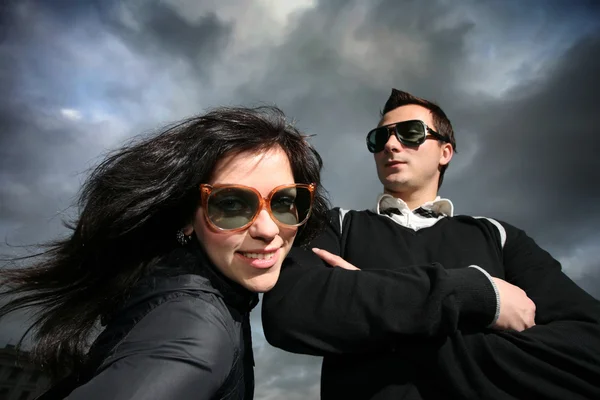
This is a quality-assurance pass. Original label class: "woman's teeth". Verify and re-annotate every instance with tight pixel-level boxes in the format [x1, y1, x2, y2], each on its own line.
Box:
[241, 252, 275, 260]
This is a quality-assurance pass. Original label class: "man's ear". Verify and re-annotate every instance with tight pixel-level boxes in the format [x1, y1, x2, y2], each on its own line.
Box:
[439, 143, 453, 166]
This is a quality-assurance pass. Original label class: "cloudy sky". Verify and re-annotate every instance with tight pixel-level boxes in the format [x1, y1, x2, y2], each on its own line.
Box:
[1, 0, 599, 398]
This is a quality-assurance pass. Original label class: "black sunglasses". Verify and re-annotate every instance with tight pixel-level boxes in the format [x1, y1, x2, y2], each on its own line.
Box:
[366, 120, 450, 153]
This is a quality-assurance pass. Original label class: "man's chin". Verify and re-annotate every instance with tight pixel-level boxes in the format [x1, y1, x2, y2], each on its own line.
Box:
[383, 179, 410, 192]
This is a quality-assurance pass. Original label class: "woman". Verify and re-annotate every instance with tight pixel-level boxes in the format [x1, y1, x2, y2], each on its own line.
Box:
[0, 106, 328, 399]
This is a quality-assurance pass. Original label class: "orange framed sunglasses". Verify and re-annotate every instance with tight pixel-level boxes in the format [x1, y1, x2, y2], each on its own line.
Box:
[199, 183, 316, 232]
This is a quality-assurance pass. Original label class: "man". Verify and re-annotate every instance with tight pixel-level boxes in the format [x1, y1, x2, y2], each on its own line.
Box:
[262, 89, 600, 399]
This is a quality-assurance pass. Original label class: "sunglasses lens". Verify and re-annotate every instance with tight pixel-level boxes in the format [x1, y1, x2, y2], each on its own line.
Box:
[397, 120, 425, 145]
[270, 186, 313, 226]
[207, 187, 260, 230]
[366, 127, 389, 153]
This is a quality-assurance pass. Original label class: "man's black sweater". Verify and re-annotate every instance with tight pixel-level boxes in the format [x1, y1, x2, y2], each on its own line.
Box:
[262, 208, 600, 399]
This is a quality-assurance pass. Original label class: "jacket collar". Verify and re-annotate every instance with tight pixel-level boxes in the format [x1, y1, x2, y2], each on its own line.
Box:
[128, 240, 258, 316]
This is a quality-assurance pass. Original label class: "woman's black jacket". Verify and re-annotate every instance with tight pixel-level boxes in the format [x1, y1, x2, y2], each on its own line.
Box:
[40, 243, 259, 400]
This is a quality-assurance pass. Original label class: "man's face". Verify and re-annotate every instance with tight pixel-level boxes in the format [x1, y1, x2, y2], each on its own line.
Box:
[374, 104, 452, 196]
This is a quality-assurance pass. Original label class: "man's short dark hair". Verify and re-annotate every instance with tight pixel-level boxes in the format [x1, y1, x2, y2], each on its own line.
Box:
[382, 89, 457, 188]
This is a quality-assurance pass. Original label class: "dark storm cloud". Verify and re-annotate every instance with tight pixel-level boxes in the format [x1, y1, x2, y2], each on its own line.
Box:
[254, 345, 321, 399]
[6, 0, 233, 86]
[0, 101, 75, 224]
[444, 32, 600, 252]
[101, 2, 233, 72]
[0, 6, 92, 245]
[0, 11, 76, 243]
[440, 31, 600, 290]
[0, 0, 235, 247]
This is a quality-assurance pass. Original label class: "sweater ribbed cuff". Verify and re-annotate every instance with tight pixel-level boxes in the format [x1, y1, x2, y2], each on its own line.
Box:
[468, 265, 501, 327]
[446, 266, 498, 328]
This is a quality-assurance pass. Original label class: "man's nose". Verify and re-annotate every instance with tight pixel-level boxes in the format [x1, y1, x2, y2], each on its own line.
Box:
[383, 130, 403, 153]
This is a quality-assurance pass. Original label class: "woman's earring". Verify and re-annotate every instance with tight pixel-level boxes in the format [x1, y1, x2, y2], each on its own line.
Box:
[176, 229, 192, 246]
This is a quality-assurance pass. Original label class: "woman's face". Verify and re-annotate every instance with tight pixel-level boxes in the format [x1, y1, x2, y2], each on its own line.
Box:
[186, 146, 299, 293]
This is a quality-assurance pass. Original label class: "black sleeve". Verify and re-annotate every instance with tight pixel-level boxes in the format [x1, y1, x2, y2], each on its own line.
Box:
[262, 209, 497, 355]
[423, 222, 600, 399]
[67, 296, 236, 400]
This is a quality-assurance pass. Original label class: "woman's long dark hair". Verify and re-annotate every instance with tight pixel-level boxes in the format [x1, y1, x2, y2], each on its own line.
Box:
[0, 105, 329, 379]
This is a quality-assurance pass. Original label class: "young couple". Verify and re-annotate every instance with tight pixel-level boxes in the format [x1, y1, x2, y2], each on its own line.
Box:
[2, 90, 599, 400]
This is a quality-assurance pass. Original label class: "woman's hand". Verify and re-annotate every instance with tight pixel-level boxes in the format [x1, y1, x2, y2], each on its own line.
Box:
[312, 248, 360, 270]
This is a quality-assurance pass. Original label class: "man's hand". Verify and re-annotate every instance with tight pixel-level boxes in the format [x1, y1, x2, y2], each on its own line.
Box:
[492, 277, 536, 332]
[312, 248, 360, 270]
